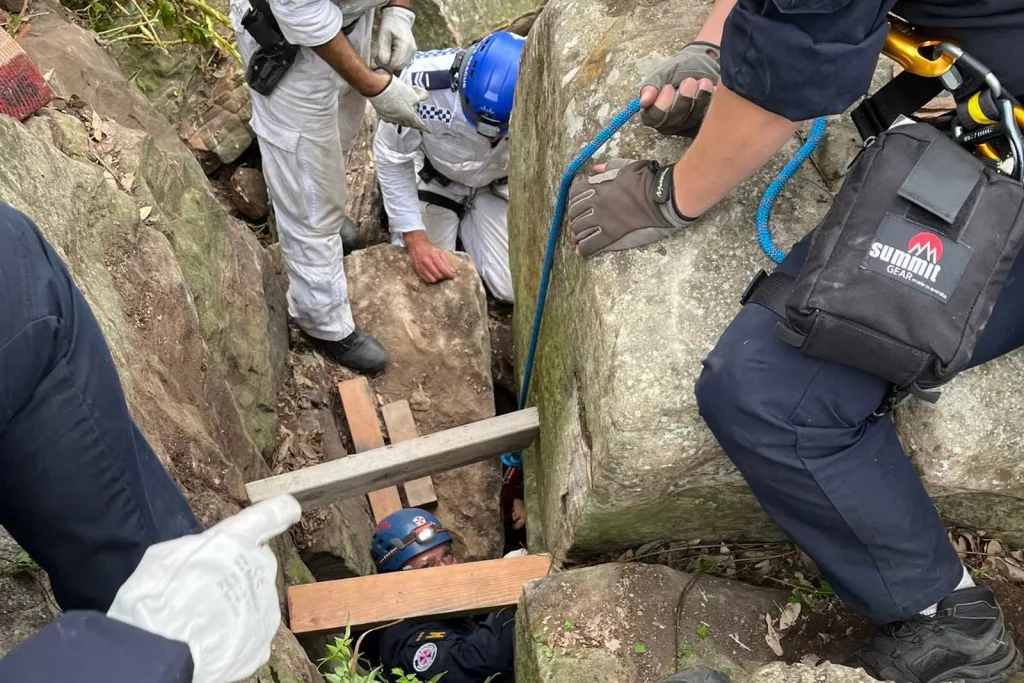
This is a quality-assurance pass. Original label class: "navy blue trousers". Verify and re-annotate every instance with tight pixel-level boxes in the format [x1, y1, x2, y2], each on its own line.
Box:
[696, 234, 1024, 624]
[0, 203, 200, 613]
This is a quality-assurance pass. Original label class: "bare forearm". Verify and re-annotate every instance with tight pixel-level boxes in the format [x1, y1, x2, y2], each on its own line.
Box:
[312, 31, 388, 96]
[695, 0, 738, 44]
[673, 83, 801, 218]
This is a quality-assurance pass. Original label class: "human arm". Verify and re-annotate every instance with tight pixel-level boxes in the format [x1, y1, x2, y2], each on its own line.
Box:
[105, 496, 301, 683]
[571, 0, 894, 257]
[0, 612, 194, 683]
[312, 31, 390, 96]
[374, 121, 457, 283]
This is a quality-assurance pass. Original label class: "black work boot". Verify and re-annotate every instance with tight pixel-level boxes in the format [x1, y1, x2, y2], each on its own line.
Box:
[340, 216, 359, 255]
[843, 585, 1022, 683]
[308, 327, 387, 374]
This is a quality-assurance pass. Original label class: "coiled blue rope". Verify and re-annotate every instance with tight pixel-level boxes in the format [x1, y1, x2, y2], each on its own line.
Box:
[755, 116, 828, 263]
[501, 103, 827, 467]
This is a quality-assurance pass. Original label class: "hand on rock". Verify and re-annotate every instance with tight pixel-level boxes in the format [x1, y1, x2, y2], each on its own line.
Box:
[639, 42, 720, 138]
[106, 495, 302, 683]
[405, 230, 456, 283]
[567, 158, 695, 258]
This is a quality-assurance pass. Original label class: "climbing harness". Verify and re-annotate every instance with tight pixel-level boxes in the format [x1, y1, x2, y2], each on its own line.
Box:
[500, 100, 826, 467]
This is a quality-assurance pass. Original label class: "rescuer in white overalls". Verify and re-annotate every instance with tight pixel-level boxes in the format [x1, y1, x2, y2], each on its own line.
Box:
[230, 0, 429, 373]
[373, 32, 525, 302]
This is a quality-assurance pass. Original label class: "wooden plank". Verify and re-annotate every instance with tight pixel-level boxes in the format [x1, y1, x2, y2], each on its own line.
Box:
[288, 554, 551, 633]
[246, 407, 539, 508]
[337, 378, 403, 523]
[382, 400, 437, 508]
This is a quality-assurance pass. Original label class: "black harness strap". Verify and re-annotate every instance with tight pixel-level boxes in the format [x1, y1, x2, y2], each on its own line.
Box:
[851, 71, 945, 141]
[740, 269, 795, 317]
[418, 190, 466, 220]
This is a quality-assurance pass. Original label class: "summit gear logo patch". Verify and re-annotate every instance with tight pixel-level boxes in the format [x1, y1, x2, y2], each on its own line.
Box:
[860, 215, 971, 303]
[908, 231, 943, 263]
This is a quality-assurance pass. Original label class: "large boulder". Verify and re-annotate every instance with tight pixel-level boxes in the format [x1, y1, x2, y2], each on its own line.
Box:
[411, 0, 543, 47]
[0, 102, 315, 683]
[346, 244, 505, 561]
[20, 5, 287, 457]
[510, 0, 1024, 561]
[515, 563, 876, 683]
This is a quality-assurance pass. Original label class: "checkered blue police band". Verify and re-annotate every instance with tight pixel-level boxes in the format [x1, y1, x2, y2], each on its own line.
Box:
[416, 103, 453, 124]
[412, 48, 460, 62]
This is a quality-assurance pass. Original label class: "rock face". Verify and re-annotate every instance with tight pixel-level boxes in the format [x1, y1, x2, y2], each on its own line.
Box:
[0, 110, 316, 680]
[515, 563, 877, 683]
[0, 530, 58, 661]
[411, 0, 543, 47]
[1, 12, 316, 678]
[510, 0, 1024, 560]
[346, 244, 504, 561]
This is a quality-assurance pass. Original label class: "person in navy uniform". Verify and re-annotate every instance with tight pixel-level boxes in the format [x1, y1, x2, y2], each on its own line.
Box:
[370, 508, 516, 682]
[567, 0, 1024, 681]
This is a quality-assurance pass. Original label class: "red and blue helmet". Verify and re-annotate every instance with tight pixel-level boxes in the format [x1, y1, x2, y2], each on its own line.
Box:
[371, 508, 452, 573]
[458, 31, 526, 137]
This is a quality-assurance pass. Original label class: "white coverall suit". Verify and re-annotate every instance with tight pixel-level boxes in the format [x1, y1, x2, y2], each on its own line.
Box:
[373, 50, 514, 302]
[230, 0, 386, 341]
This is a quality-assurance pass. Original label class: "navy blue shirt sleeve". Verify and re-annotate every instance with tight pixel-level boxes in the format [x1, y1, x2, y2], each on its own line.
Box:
[0, 611, 193, 683]
[720, 0, 897, 120]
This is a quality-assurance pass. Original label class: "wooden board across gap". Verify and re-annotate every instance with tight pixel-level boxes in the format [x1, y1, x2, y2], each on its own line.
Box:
[245, 407, 539, 508]
[338, 377, 402, 523]
[288, 554, 551, 633]
[381, 400, 437, 508]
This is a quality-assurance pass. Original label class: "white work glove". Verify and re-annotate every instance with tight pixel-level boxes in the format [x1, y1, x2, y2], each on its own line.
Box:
[107, 495, 302, 683]
[377, 6, 417, 72]
[503, 548, 529, 559]
[370, 75, 429, 131]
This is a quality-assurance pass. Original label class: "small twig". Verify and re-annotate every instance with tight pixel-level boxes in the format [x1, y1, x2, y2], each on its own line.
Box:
[352, 618, 403, 674]
[129, 0, 166, 52]
[88, 150, 131, 193]
[729, 633, 753, 652]
[19, 0, 29, 18]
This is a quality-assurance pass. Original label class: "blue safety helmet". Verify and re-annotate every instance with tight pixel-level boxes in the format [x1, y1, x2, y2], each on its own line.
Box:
[371, 508, 453, 573]
[458, 31, 526, 137]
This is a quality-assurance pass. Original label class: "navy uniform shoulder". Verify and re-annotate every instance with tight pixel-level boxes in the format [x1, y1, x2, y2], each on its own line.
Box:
[380, 621, 457, 682]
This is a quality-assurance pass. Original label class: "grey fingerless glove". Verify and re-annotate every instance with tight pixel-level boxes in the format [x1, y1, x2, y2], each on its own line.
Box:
[640, 41, 721, 138]
[567, 158, 695, 258]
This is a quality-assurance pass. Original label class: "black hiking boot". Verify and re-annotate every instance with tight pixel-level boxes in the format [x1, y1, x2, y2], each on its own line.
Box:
[843, 585, 1022, 683]
[308, 327, 387, 374]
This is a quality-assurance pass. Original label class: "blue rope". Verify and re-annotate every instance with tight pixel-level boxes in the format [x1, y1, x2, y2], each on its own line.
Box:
[500, 105, 828, 468]
[755, 117, 828, 264]
[501, 97, 642, 468]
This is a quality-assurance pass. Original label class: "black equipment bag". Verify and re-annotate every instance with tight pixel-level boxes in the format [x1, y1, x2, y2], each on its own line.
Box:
[772, 121, 1024, 400]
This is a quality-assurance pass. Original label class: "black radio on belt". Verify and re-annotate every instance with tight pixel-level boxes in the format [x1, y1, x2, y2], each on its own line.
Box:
[241, 0, 298, 96]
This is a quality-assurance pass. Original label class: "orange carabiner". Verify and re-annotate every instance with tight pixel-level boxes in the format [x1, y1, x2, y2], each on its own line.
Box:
[976, 105, 1024, 161]
[882, 16, 959, 79]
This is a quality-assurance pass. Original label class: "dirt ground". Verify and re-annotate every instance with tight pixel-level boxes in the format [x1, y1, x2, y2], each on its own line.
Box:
[621, 527, 1024, 667]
